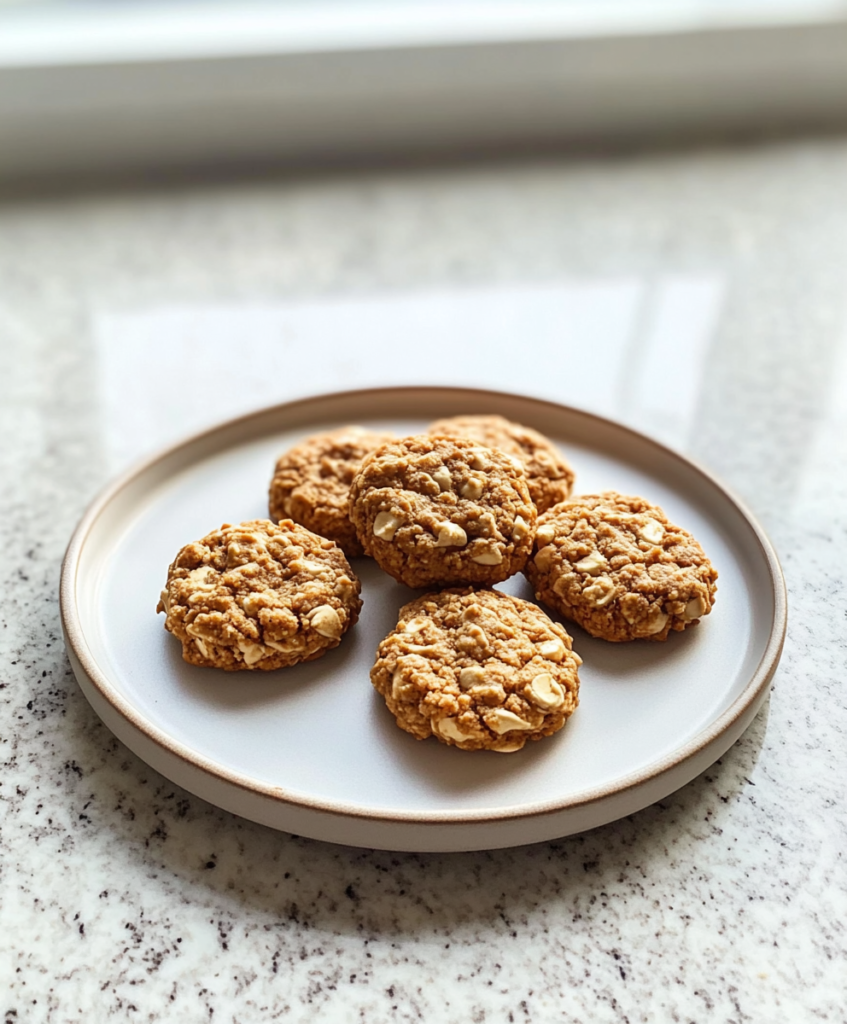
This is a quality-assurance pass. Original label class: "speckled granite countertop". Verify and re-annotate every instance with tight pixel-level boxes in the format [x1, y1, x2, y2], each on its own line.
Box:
[1, 138, 846, 1022]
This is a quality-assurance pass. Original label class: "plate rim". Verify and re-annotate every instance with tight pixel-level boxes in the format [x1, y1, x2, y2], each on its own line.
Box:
[60, 385, 787, 827]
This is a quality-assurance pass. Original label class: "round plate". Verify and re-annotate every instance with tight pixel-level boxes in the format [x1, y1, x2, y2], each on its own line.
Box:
[60, 387, 786, 852]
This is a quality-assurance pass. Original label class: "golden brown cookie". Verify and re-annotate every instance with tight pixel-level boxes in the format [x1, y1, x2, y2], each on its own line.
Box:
[157, 519, 362, 670]
[269, 426, 395, 557]
[427, 413, 575, 513]
[371, 588, 581, 752]
[348, 435, 536, 588]
[525, 492, 718, 641]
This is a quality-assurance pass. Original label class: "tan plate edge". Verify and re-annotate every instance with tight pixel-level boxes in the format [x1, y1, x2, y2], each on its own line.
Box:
[60, 385, 788, 827]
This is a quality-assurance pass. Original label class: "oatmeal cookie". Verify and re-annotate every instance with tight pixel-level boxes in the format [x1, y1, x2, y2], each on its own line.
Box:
[428, 413, 575, 513]
[371, 588, 581, 752]
[525, 492, 718, 641]
[157, 519, 362, 670]
[269, 426, 395, 557]
[348, 435, 536, 588]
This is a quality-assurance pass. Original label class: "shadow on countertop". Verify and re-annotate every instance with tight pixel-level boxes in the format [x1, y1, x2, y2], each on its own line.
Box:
[53, 671, 771, 943]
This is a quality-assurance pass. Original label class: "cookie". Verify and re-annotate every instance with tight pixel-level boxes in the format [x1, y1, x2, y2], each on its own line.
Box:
[269, 426, 395, 557]
[156, 519, 362, 670]
[371, 588, 581, 752]
[525, 492, 718, 641]
[348, 435, 536, 588]
[427, 414, 575, 513]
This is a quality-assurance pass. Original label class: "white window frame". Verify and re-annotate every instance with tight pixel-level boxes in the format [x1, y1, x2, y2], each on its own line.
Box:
[2, 1, 847, 180]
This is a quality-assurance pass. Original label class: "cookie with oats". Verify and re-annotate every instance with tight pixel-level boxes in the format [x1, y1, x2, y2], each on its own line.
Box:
[269, 426, 395, 557]
[371, 588, 581, 752]
[157, 519, 362, 670]
[428, 413, 575, 513]
[525, 492, 718, 642]
[349, 435, 536, 589]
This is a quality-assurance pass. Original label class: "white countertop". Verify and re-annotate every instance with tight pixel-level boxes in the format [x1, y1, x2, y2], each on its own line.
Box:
[1, 137, 846, 1020]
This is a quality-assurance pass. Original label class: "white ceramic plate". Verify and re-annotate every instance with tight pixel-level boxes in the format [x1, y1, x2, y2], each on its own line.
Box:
[61, 388, 786, 852]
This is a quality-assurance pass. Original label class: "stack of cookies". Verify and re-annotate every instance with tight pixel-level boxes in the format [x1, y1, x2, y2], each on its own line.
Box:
[157, 414, 717, 756]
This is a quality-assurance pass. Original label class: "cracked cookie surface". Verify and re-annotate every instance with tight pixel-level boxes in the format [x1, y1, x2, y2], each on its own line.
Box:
[525, 492, 718, 642]
[269, 426, 395, 557]
[349, 435, 536, 588]
[371, 588, 581, 752]
[157, 519, 362, 670]
[428, 413, 575, 513]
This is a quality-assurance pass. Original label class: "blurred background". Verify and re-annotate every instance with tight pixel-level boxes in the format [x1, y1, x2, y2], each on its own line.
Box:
[3, 0, 847, 180]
